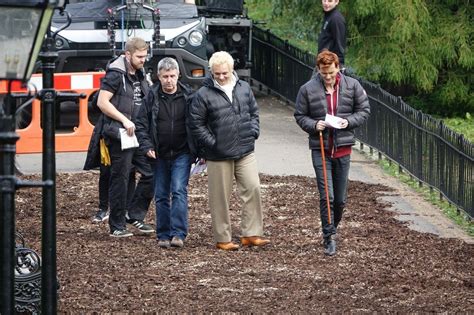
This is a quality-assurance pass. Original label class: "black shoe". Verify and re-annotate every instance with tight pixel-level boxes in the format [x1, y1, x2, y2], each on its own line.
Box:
[126, 219, 154, 234]
[323, 235, 336, 256]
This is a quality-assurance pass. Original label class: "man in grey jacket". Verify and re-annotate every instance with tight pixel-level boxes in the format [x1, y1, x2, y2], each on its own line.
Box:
[295, 50, 370, 256]
[189, 51, 270, 251]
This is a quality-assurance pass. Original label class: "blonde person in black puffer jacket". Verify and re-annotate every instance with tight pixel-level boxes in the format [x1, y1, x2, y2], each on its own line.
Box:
[189, 51, 270, 251]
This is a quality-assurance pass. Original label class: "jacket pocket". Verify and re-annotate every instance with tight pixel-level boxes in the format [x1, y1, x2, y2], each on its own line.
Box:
[102, 119, 122, 141]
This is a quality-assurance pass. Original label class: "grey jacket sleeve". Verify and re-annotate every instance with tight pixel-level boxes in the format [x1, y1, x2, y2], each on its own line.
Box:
[294, 85, 318, 135]
[345, 80, 370, 130]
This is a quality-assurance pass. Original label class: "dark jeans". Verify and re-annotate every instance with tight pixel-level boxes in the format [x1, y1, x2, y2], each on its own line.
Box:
[311, 150, 350, 239]
[153, 153, 192, 240]
[108, 140, 154, 232]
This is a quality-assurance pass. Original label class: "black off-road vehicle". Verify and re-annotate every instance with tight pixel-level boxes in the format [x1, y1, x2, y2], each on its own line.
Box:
[51, 0, 252, 85]
[16, 0, 252, 131]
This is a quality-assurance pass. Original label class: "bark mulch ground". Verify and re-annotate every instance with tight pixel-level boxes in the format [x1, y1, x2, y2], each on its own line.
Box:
[15, 172, 473, 313]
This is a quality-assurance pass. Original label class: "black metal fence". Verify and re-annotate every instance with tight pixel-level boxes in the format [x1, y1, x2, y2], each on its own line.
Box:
[251, 26, 474, 218]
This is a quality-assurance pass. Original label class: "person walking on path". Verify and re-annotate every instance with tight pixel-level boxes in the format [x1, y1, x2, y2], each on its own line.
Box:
[92, 164, 111, 222]
[97, 37, 154, 237]
[318, 0, 346, 66]
[189, 51, 270, 251]
[84, 86, 149, 225]
[136, 57, 196, 249]
[90, 166, 141, 224]
[294, 50, 370, 255]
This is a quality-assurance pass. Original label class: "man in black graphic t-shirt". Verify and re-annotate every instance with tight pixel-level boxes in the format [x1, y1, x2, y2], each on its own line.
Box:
[97, 37, 154, 238]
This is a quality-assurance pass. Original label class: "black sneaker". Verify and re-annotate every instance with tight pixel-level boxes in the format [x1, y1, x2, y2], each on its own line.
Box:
[127, 219, 154, 234]
[92, 209, 109, 223]
[110, 229, 133, 238]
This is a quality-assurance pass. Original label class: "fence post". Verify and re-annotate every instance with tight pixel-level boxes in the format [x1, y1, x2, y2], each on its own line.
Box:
[0, 90, 19, 314]
[39, 33, 58, 315]
[457, 134, 465, 214]
[438, 120, 446, 202]
[397, 97, 403, 174]
[417, 111, 423, 188]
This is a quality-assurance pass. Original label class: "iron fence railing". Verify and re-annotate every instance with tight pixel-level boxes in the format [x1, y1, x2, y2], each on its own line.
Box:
[251, 26, 473, 218]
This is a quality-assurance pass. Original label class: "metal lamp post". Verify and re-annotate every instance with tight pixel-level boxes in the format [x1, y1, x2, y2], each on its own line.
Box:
[0, 0, 65, 313]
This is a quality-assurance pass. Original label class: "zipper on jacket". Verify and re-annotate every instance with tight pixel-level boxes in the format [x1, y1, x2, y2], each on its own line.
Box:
[329, 86, 336, 158]
[170, 94, 175, 159]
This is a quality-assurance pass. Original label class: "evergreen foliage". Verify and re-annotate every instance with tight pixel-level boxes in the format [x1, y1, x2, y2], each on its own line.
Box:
[247, 0, 473, 117]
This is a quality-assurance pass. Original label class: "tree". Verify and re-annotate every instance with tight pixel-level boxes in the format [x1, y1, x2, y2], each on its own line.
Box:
[250, 0, 473, 116]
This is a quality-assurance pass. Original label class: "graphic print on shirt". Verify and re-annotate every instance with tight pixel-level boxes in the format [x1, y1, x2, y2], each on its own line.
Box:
[133, 81, 143, 107]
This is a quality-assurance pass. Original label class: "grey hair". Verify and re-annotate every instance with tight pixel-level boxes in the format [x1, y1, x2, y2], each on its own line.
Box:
[157, 57, 180, 74]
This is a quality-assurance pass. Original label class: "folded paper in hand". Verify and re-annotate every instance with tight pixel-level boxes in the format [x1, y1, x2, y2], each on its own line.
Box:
[325, 114, 344, 129]
[119, 128, 139, 150]
[190, 159, 207, 176]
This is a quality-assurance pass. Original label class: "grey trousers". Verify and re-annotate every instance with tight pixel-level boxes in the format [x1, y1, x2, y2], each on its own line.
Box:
[207, 153, 264, 243]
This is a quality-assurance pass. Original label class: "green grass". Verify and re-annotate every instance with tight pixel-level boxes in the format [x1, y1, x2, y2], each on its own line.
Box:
[442, 113, 474, 143]
[245, 0, 317, 53]
[377, 157, 473, 237]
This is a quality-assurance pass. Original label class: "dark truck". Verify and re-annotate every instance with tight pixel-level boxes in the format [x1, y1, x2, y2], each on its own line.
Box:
[51, 0, 252, 85]
[16, 0, 252, 130]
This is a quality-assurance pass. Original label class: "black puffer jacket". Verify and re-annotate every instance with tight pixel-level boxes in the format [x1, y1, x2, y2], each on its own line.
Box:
[189, 74, 259, 161]
[135, 81, 197, 159]
[294, 73, 370, 150]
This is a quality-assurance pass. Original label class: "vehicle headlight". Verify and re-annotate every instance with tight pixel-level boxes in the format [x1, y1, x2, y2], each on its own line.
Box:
[189, 30, 203, 46]
[232, 32, 242, 43]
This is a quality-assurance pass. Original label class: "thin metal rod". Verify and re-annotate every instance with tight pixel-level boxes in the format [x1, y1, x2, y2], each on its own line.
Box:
[0, 81, 19, 314]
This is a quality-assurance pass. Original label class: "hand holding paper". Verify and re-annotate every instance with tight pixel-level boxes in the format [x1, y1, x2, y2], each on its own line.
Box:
[190, 158, 207, 176]
[119, 128, 139, 150]
[325, 114, 347, 129]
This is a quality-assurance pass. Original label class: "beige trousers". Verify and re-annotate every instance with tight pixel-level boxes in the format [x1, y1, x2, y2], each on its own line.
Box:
[207, 153, 264, 243]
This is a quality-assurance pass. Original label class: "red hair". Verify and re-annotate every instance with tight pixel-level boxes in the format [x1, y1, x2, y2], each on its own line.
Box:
[316, 49, 340, 68]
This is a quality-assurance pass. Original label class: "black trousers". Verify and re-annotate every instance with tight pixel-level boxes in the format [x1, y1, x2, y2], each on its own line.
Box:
[98, 164, 110, 211]
[107, 139, 154, 232]
[98, 164, 137, 212]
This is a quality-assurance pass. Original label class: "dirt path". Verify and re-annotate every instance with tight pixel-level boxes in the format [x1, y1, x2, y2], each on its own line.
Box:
[12, 94, 473, 312]
[15, 173, 474, 313]
[255, 94, 472, 243]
